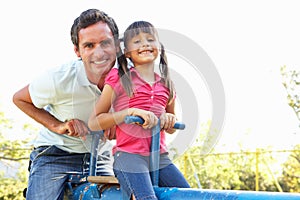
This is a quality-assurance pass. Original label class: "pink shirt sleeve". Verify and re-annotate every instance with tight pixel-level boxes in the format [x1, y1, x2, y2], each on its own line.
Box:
[105, 68, 120, 89]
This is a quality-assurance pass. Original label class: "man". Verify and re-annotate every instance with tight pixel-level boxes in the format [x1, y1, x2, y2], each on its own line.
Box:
[12, 9, 119, 200]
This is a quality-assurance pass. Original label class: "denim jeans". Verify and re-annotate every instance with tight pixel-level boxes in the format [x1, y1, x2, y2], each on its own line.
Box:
[113, 151, 190, 200]
[26, 145, 113, 200]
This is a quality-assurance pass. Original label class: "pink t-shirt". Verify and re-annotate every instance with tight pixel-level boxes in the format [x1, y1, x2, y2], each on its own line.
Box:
[105, 67, 172, 156]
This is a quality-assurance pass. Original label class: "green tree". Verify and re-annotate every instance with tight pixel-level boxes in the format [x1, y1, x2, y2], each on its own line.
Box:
[280, 65, 300, 192]
[175, 147, 281, 191]
[279, 145, 300, 192]
[174, 121, 283, 191]
[281, 65, 300, 122]
[0, 111, 35, 199]
[172, 66, 300, 193]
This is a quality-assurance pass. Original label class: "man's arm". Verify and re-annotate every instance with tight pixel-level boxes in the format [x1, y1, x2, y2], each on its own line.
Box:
[12, 85, 88, 138]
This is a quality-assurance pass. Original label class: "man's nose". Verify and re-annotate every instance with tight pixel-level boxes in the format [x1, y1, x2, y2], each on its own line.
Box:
[95, 45, 105, 54]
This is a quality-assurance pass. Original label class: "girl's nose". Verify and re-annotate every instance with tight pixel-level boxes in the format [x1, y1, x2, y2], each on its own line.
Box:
[141, 39, 150, 47]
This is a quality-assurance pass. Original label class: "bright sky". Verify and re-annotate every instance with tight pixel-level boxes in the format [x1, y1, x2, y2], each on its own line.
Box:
[1, 0, 300, 152]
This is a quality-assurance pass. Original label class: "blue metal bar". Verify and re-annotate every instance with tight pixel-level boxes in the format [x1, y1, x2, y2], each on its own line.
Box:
[154, 187, 300, 200]
[124, 116, 185, 187]
[124, 115, 145, 124]
[89, 131, 104, 176]
[150, 121, 161, 186]
[124, 116, 185, 130]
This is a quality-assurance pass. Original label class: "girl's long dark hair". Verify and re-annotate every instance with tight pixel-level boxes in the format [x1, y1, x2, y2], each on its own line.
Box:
[117, 21, 174, 101]
[117, 44, 133, 96]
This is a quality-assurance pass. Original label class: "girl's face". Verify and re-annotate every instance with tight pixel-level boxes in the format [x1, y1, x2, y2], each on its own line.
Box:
[125, 32, 160, 66]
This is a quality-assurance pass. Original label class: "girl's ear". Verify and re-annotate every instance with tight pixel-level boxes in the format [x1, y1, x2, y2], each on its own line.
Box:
[116, 45, 121, 56]
[124, 48, 131, 58]
[158, 42, 162, 55]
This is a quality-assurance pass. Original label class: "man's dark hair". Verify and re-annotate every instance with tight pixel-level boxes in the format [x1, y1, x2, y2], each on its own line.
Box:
[70, 9, 119, 48]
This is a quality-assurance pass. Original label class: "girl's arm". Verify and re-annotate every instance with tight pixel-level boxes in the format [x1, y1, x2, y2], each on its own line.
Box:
[88, 84, 123, 131]
[160, 98, 177, 134]
[88, 84, 158, 131]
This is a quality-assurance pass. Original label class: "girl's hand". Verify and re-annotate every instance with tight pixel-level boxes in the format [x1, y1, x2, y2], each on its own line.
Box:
[160, 113, 176, 134]
[104, 125, 116, 140]
[129, 108, 158, 129]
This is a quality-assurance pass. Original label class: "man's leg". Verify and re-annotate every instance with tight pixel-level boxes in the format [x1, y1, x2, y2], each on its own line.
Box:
[26, 146, 87, 200]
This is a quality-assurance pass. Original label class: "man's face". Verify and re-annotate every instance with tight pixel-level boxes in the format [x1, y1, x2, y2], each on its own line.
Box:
[75, 21, 117, 84]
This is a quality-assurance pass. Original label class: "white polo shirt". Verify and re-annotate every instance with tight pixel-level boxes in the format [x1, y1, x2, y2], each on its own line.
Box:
[29, 59, 112, 153]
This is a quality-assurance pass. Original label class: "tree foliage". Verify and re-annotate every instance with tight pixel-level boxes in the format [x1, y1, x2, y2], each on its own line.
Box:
[0, 111, 35, 199]
[174, 66, 300, 192]
[279, 65, 300, 192]
[174, 109, 299, 192]
[281, 65, 300, 121]
[279, 145, 300, 192]
[175, 144, 283, 191]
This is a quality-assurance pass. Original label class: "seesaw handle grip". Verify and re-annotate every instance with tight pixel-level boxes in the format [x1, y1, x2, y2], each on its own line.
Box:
[124, 116, 185, 130]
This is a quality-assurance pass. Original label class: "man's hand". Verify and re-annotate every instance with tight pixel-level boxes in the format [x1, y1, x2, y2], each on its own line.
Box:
[58, 119, 90, 140]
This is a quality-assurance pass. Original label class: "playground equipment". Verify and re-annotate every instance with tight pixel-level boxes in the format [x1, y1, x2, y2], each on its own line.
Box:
[66, 116, 300, 200]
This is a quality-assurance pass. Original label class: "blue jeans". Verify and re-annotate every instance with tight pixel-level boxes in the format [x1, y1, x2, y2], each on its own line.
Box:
[113, 151, 190, 200]
[26, 145, 113, 200]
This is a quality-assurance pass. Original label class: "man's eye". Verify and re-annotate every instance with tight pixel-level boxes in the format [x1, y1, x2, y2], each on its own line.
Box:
[101, 40, 112, 47]
[86, 44, 94, 48]
[102, 41, 109, 46]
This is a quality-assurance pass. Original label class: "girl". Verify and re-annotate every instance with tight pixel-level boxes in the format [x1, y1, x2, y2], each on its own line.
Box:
[88, 21, 190, 200]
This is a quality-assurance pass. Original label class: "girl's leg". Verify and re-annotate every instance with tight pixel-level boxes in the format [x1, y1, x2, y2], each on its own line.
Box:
[113, 152, 158, 200]
[158, 154, 190, 188]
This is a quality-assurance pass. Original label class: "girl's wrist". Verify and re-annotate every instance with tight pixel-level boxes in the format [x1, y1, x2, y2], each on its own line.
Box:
[128, 108, 136, 116]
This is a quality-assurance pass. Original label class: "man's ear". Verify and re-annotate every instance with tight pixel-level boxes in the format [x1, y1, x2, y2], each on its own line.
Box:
[74, 45, 81, 58]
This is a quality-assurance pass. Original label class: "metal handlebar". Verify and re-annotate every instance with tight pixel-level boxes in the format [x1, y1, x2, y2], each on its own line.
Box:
[89, 131, 104, 176]
[124, 115, 186, 130]
[124, 115, 185, 187]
